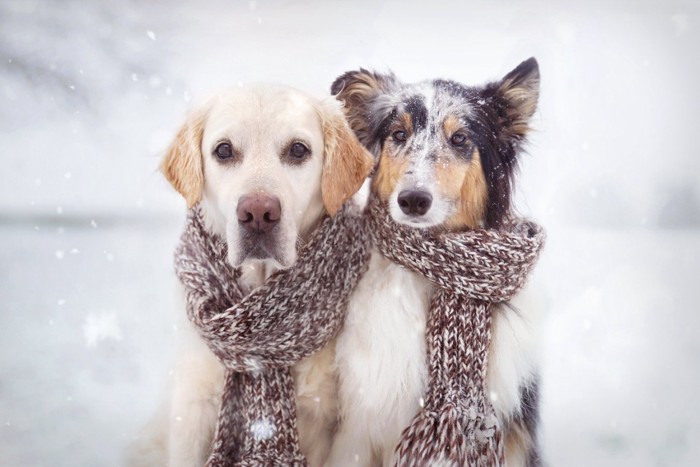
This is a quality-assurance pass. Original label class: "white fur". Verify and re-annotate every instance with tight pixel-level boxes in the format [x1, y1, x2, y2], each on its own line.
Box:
[328, 251, 544, 466]
[328, 251, 431, 467]
[128, 85, 342, 466]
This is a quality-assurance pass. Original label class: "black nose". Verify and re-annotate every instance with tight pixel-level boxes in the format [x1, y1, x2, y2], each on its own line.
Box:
[236, 194, 281, 233]
[397, 190, 433, 216]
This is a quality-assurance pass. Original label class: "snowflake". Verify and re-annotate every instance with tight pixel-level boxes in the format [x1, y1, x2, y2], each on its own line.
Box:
[249, 419, 276, 441]
[82, 312, 123, 348]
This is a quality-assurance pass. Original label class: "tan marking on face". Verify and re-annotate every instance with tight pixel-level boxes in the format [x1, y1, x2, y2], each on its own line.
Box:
[436, 148, 488, 230]
[372, 145, 408, 202]
[443, 114, 462, 138]
[434, 152, 468, 212]
[446, 149, 488, 230]
[372, 112, 487, 231]
[371, 112, 413, 201]
[433, 115, 488, 229]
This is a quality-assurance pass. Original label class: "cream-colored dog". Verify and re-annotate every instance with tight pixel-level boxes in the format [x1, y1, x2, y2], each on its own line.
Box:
[128, 84, 372, 467]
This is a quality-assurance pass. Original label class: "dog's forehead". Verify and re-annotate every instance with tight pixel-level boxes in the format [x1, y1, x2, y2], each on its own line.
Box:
[231, 85, 315, 120]
[199, 88, 325, 171]
[206, 85, 321, 136]
[397, 81, 472, 130]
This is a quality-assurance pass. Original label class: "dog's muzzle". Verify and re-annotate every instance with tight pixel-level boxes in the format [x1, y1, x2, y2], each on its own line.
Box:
[236, 193, 283, 261]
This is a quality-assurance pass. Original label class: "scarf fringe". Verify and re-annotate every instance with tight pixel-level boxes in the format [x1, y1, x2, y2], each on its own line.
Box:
[394, 402, 505, 467]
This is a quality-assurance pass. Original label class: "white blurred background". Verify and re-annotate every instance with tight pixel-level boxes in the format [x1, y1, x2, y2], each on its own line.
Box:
[1, 0, 698, 465]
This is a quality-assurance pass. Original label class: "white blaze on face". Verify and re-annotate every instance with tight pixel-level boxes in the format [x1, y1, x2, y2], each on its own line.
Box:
[389, 86, 447, 227]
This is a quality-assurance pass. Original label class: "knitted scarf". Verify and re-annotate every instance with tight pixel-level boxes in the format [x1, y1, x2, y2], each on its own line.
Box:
[366, 196, 545, 467]
[174, 205, 370, 466]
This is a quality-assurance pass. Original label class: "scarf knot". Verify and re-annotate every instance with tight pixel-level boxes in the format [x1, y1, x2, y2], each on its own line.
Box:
[368, 197, 544, 303]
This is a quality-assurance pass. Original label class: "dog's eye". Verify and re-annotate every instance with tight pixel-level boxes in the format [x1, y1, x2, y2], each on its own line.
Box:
[214, 142, 234, 161]
[289, 142, 310, 160]
[450, 133, 467, 147]
[392, 130, 407, 143]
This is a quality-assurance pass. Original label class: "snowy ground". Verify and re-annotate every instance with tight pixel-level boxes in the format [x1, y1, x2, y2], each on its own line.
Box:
[2, 221, 698, 466]
[0, 218, 181, 466]
[1, 1, 699, 466]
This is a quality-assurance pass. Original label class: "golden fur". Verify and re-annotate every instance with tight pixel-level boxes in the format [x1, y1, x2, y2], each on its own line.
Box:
[161, 108, 207, 208]
[318, 102, 374, 215]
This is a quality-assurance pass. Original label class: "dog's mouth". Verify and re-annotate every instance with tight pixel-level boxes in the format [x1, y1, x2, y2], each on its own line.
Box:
[228, 226, 297, 270]
[392, 213, 441, 229]
[237, 228, 285, 264]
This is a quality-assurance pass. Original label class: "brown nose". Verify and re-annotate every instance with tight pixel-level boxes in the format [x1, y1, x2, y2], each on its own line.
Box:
[236, 194, 281, 233]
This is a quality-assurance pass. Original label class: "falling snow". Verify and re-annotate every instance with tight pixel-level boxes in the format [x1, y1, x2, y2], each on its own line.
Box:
[82, 312, 123, 348]
[249, 419, 276, 441]
[0, 1, 698, 466]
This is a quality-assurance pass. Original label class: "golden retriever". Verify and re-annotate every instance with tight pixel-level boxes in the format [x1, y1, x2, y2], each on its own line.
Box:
[128, 84, 372, 467]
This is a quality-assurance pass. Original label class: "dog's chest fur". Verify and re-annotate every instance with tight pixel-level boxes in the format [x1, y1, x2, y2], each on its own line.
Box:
[333, 248, 542, 466]
[334, 248, 434, 463]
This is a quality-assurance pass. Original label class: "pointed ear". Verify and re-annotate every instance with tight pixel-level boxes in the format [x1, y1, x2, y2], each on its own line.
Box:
[317, 99, 374, 215]
[161, 108, 207, 208]
[497, 57, 540, 137]
[331, 69, 398, 155]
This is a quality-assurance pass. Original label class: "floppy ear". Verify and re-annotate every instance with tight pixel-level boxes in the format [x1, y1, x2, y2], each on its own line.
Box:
[317, 100, 374, 215]
[331, 69, 398, 155]
[161, 108, 207, 208]
[496, 56, 540, 138]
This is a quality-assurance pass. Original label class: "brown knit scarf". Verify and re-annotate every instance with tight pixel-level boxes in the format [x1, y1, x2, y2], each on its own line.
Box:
[174, 205, 370, 466]
[366, 196, 545, 467]
[174, 195, 543, 466]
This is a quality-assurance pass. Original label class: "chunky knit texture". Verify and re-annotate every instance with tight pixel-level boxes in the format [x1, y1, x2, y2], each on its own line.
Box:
[174, 205, 370, 466]
[366, 196, 545, 467]
[173, 195, 543, 466]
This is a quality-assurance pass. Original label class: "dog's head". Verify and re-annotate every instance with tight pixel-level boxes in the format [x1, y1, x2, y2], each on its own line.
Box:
[162, 85, 373, 269]
[332, 58, 539, 230]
